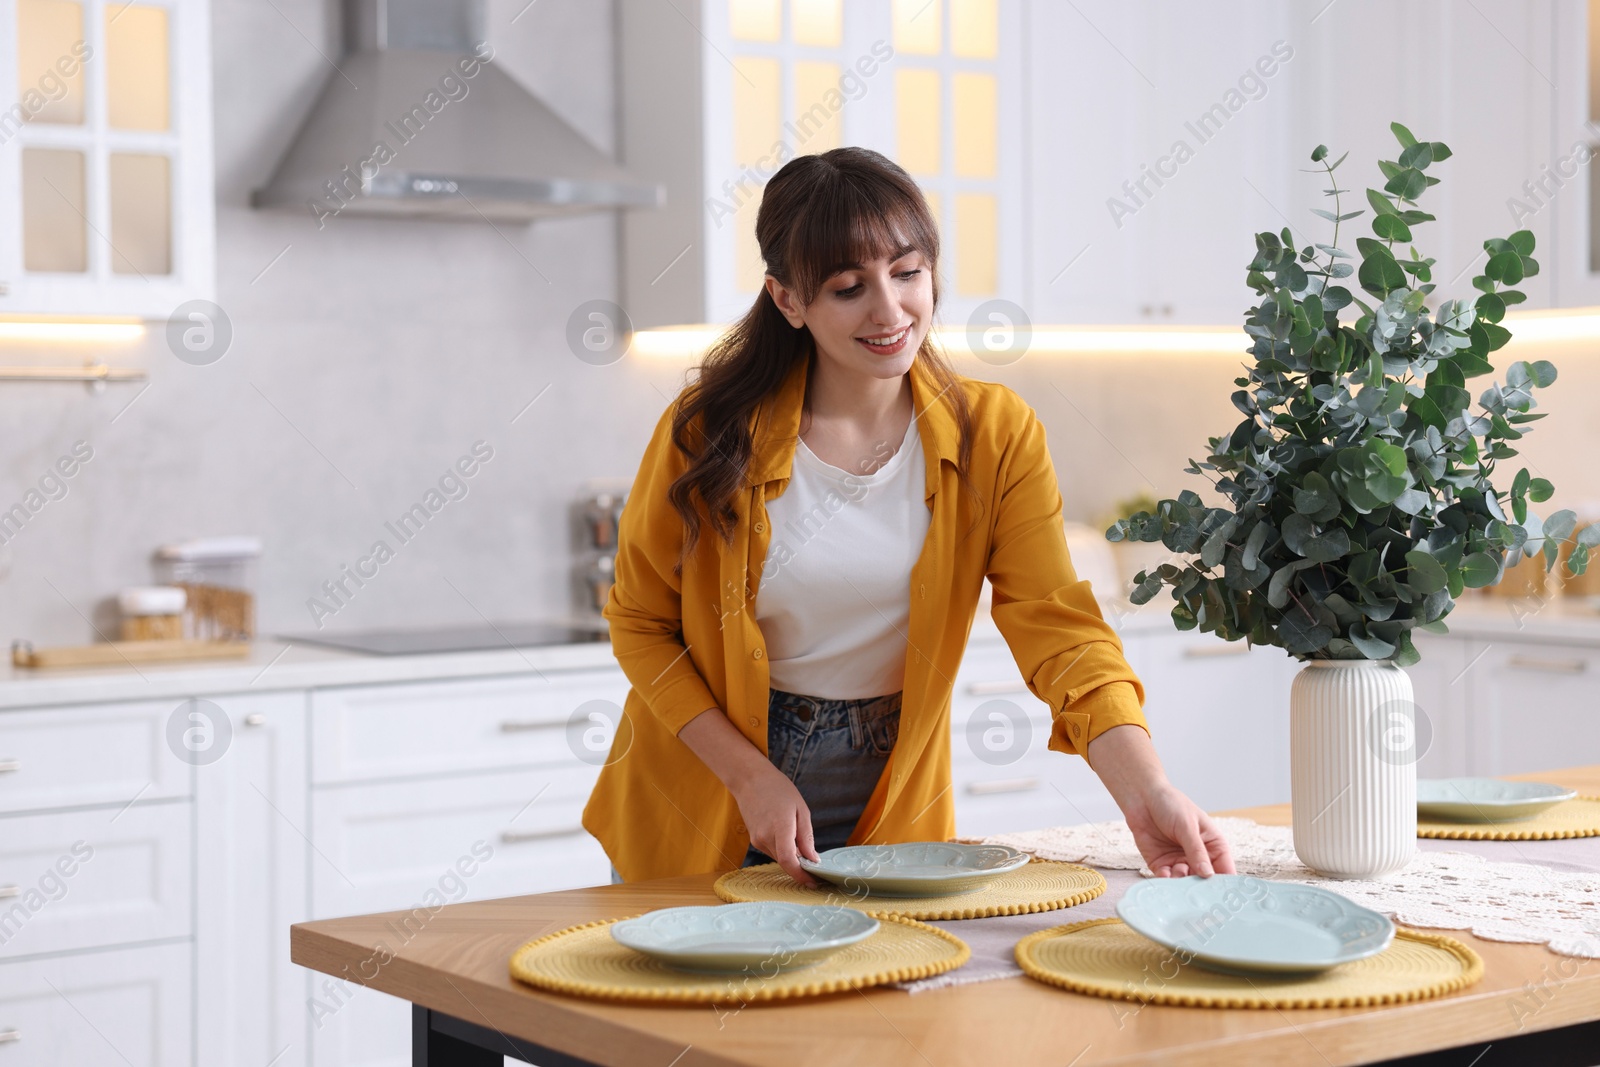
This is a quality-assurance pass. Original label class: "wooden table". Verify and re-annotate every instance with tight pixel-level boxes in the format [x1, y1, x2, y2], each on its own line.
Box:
[291, 765, 1600, 1066]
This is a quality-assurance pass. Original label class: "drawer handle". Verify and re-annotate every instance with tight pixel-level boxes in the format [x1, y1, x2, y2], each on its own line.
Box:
[0, 885, 18, 899]
[0, 1028, 17, 1044]
[499, 720, 556, 733]
[965, 680, 1029, 696]
[966, 776, 1040, 796]
[1182, 644, 1251, 658]
[1507, 655, 1587, 674]
[0, 758, 18, 774]
[500, 826, 587, 845]
[243, 713, 267, 727]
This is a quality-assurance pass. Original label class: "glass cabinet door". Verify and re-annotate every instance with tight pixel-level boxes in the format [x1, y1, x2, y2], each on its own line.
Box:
[2, 0, 212, 315]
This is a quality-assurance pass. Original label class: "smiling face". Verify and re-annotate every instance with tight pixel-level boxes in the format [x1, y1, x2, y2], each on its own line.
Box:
[764, 241, 934, 384]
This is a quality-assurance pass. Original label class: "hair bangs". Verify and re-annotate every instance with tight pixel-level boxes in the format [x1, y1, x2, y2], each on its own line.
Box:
[784, 173, 940, 304]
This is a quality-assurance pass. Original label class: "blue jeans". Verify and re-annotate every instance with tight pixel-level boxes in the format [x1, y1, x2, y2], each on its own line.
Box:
[607, 687, 902, 884]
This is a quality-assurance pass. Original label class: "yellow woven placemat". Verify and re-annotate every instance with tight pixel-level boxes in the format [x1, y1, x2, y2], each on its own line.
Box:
[508, 911, 969, 1003]
[1419, 795, 1600, 840]
[712, 857, 1105, 919]
[1015, 918, 1483, 1009]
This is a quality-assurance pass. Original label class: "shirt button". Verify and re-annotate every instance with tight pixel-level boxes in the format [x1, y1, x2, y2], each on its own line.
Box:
[736, 824, 746, 834]
[754, 522, 766, 533]
[748, 716, 758, 727]
[919, 583, 926, 598]
[752, 648, 763, 659]
[1071, 723, 1082, 737]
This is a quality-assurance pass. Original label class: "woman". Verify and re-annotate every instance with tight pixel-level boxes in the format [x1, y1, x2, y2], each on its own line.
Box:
[582, 146, 1234, 887]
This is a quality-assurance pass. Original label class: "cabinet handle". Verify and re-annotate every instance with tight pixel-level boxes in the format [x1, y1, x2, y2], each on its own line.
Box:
[243, 713, 266, 727]
[1182, 644, 1250, 658]
[1507, 655, 1588, 674]
[0, 758, 18, 773]
[0, 885, 18, 899]
[500, 826, 587, 845]
[499, 720, 555, 733]
[0, 1028, 17, 1044]
[965, 680, 1029, 696]
[966, 776, 1040, 796]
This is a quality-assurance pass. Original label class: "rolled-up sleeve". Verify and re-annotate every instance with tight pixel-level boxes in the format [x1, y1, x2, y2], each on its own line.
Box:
[985, 400, 1148, 758]
[602, 402, 722, 737]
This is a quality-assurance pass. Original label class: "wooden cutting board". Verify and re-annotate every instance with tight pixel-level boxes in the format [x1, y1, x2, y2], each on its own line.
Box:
[11, 639, 252, 669]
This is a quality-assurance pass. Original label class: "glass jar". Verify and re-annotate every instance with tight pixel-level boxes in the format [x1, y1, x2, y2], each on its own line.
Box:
[153, 536, 261, 641]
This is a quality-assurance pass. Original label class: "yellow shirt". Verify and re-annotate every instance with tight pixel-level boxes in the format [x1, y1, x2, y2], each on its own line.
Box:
[583, 354, 1149, 882]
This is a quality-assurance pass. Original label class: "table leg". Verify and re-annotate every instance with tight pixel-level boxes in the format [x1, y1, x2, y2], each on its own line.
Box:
[412, 1003, 605, 1067]
[413, 1005, 503, 1066]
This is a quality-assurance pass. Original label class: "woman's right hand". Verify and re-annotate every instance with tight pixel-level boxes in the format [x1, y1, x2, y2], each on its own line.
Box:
[731, 761, 823, 887]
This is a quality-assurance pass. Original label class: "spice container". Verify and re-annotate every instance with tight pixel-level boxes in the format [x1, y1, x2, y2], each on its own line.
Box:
[583, 491, 629, 548]
[585, 552, 615, 612]
[154, 536, 262, 641]
[118, 586, 187, 641]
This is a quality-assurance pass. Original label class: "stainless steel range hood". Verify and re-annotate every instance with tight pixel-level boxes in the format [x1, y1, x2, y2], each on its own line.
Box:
[251, 0, 663, 224]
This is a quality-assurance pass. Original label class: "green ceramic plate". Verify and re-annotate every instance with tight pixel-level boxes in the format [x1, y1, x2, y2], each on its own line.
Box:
[609, 901, 878, 973]
[1417, 777, 1577, 822]
[797, 842, 1031, 896]
[1116, 874, 1394, 976]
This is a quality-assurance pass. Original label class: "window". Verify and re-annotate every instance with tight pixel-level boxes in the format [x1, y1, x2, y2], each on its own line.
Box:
[709, 0, 1019, 322]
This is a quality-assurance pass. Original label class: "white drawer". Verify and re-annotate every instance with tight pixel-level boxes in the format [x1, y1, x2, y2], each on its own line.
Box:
[310, 668, 630, 785]
[310, 764, 608, 919]
[0, 940, 192, 1067]
[0, 802, 192, 959]
[951, 743, 1118, 839]
[0, 701, 191, 815]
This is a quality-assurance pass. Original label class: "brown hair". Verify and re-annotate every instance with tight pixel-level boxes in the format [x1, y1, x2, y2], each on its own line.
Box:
[664, 147, 977, 578]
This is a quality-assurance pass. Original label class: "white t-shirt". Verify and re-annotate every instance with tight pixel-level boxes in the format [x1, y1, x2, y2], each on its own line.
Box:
[754, 416, 930, 699]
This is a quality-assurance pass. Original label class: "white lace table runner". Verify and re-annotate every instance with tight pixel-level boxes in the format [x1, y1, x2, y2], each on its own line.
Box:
[983, 817, 1600, 958]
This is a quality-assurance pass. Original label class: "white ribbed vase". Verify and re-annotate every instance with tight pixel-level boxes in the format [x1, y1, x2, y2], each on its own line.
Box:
[1290, 659, 1417, 879]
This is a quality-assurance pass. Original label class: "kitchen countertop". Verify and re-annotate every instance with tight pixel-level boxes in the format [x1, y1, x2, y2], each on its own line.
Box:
[0, 595, 1595, 713]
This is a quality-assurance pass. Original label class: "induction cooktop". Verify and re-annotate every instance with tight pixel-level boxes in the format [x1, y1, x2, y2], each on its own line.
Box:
[279, 621, 609, 656]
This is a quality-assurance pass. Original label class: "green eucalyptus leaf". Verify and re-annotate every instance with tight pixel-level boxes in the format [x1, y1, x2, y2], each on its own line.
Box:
[1384, 168, 1426, 200]
[1303, 528, 1352, 562]
[1372, 214, 1412, 241]
[1349, 626, 1397, 659]
[1486, 250, 1524, 285]
[1398, 141, 1433, 170]
[1405, 550, 1448, 594]
[1460, 551, 1502, 588]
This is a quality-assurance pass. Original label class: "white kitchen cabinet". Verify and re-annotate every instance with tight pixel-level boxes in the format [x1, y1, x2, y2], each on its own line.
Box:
[1025, 1, 1296, 325]
[950, 637, 1119, 837]
[1461, 638, 1600, 776]
[0, 800, 191, 960]
[306, 668, 619, 1067]
[1406, 632, 1471, 779]
[0, 0, 215, 316]
[1286, 0, 1560, 309]
[309, 764, 607, 920]
[619, 0, 1025, 329]
[196, 691, 309, 1067]
[310, 668, 630, 785]
[1120, 629, 1298, 812]
[305, 763, 608, 1067]
[1551, 0, 1600, 306]
[0, 698, 191, 814]
[0, 940, 191, 1067]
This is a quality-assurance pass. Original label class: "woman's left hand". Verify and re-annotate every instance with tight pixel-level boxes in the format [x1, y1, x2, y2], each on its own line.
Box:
[1085, 723, 1237, 878]
[1121, 781, 1236, 878]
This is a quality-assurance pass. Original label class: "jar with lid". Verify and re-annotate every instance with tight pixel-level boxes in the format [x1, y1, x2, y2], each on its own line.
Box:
[119, 586, 187, 641]
[153, 536, 261, 641]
